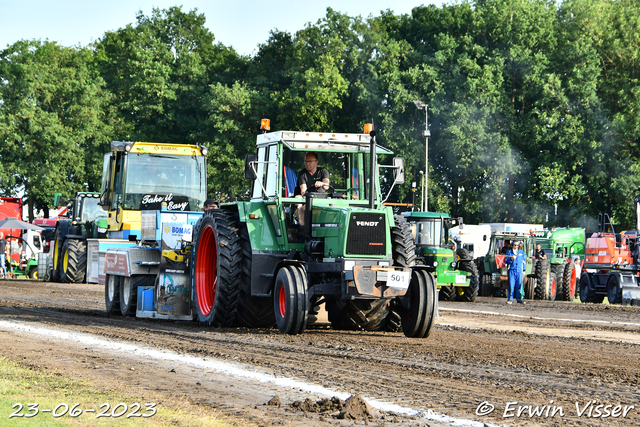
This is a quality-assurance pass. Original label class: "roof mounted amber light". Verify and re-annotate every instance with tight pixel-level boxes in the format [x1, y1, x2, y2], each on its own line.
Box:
[364, 123, 373, 134]
[260, 119, 271, 131]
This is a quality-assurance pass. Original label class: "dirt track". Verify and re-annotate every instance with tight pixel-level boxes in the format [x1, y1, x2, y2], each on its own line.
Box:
[1, 279, 639, 426]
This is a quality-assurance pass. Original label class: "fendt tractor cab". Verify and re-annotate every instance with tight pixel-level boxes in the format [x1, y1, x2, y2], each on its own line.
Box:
[52, 192, 108, 282]
[403, 212, 480, 302]
[100, 141, 208, 319]
[191, 122, 437, 337]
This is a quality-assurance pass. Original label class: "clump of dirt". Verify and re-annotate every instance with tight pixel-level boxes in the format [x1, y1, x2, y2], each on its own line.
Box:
[289, 395, 377, 421]
[338, 394, 377, 420]
[266, 395, 281, 407]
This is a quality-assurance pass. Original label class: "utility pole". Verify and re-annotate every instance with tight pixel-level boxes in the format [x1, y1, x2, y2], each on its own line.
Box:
[413, 101, 430, 212]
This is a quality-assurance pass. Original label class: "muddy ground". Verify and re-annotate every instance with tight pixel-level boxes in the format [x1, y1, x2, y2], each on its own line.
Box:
[1, 279, 639, 426]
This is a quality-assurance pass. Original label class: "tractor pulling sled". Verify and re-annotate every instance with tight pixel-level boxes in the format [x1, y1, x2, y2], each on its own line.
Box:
[98, 123, 437, 338]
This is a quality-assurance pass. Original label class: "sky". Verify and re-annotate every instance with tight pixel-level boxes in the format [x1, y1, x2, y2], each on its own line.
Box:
[0, 0, 447, 56]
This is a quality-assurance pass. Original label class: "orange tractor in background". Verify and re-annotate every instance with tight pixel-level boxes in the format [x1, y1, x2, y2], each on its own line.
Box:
[581, 210, 640, 306]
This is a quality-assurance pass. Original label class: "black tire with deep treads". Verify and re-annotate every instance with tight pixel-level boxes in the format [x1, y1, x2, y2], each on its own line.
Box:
[548, 272, 557, 301]
[439, 285, 457, 301]
[457, 248, 479, 302]
[561, 262, 577, 301]
[329, 298, 395, 331]
[105, 274, 122, 316]
[607, 274, 622, 304]
[551, 263, 566, 301]
[401, 269, 437, 338]
[191, 210, 242, 327]
[51, 228, 62, 282]
[579, 273, 601, 303]
[60, 239, 87, 283]
[534, 260, 551, 300]
[233, 216, 276, 328]
[120, 275, 154, 316]
[386, 214, 416, 331]
[391, 214, 417, 267]
[273, 265, 308, 334]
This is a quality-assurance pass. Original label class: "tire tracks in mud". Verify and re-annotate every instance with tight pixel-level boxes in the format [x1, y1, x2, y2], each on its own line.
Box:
[1, 282, 640, 426]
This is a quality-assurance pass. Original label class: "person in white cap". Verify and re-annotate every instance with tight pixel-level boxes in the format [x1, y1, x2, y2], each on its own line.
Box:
[573, 256, 581, 280]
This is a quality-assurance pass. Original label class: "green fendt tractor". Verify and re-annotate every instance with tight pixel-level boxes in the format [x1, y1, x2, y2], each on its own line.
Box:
[403, 212, 480, 302]
[52, 192, 108, 283]
[192, 123, 438, 337]
[534, 227, 585, 301]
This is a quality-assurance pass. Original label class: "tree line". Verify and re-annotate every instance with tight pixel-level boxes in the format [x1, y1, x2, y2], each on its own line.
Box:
[1, 0, 638, 229]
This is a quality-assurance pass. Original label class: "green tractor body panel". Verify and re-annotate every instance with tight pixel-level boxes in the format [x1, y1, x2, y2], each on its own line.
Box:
[536, 227, 586, 264]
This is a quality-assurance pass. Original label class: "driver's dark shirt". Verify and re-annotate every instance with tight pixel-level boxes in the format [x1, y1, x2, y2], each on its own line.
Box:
[534, 249, 546, 259]
[298, 167, 329, 194]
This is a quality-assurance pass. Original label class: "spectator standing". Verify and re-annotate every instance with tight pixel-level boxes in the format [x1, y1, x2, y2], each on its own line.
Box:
[505, 241, 527, 304]
[0, 232, 7, 278]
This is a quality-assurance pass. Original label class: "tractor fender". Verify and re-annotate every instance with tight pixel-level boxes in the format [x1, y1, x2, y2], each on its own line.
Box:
[62, 235, 86, 241]
[268, 259, 306, 295]
[55, 220, 72, 242]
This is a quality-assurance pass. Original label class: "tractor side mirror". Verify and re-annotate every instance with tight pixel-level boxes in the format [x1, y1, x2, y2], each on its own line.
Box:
[244, 153, 258, 180]
[392, 157, 404, 184]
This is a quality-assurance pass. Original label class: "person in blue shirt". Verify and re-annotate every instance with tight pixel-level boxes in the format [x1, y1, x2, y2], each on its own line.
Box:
[505, 240, 527, 304]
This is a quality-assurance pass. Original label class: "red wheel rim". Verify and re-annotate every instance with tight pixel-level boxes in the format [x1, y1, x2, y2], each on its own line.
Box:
[196, 224, 218, 316]
[278, 284, 287, 318]
[569, 268, 576, 297]
[551, 277, 556, 296]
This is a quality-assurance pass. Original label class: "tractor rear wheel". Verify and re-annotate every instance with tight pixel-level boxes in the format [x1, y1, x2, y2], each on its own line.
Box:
[234, 218, 275, 328]
[561, 262, 577, 301]
[120, 275, 154, 316]
[60, 239, 87, 283]
[388, 214, 416, 330]
[548, 272, 557, 301]
[105, 274, 122, 316]
[606, 274, 622, 304]
[401, 269, 437, 338]
[192, 210, 242, 327]
[480, 273, 493, 297]
[274, 265, 308, 334]
[457, 248, 479, 302]
[524, 277, 536, 300]
[534, 260, 551, 300]
[327, 298, 396, 331]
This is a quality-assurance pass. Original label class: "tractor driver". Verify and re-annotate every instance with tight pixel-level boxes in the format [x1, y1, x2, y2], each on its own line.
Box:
[295, 152, 330, 226]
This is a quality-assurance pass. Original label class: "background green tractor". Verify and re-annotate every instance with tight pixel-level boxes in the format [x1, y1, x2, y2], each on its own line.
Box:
[52, 192, 108, 283]
[403, 212, 480, 302]
[480, 231, 561, 301]
[534, 227, 585, 301]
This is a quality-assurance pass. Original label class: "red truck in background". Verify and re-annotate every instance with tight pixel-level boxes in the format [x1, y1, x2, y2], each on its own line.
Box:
[32, 217, 58, 253]
[0, 197, 24, 263]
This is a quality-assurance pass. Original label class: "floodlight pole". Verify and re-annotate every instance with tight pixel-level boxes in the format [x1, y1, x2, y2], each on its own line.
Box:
[413, 101, 430, 212]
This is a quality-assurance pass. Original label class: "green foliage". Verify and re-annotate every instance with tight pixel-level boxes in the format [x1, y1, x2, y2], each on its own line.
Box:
[2, 1, 640, 227]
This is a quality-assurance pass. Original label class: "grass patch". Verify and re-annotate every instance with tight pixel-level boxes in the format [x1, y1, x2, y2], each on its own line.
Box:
[0, 357, 230, 426]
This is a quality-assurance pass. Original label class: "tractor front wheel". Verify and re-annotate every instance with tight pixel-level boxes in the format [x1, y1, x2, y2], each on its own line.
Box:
[457, 249, 479, 302]
[60, 239, 87, 283]
[273, 265, 308, 335]
[400, 269, 437, 338]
